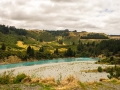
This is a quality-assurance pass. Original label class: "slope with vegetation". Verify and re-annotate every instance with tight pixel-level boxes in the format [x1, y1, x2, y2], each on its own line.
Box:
[0, 24, 120, 65]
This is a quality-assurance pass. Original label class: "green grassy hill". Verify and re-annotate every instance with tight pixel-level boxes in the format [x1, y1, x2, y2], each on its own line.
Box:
[0, 24, 109, 51]
[1, 24, 120, 64]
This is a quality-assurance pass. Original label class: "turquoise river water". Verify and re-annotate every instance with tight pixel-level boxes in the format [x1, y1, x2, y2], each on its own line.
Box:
[0, 58, 98, 70]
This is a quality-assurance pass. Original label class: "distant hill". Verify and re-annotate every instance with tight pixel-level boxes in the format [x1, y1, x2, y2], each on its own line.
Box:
[0, 24, 118, 51]
[1, 24, 120, 64]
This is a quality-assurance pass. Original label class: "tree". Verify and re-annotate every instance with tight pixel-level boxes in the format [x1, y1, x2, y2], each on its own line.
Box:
[72, 42, 75, 45]
[40, 38, 43, 42]
[65, 47, 74, 57]
[26, 46, 31, 55]
[39, 47, 44, 52]
[1, 43, 6, 50]
[110, 56, 114, 62]
[30, 48, 34, 57]
[77, 42, 83, 51]
[58, 39, 63, 44]
[54, 48, 59, 54]
[26, 46, 34, 57]
[98, 66, 102, 72]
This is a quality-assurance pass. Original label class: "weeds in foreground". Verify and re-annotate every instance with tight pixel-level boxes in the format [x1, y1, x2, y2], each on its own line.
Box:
[1, 70, 120, 90]
[0, 70, 14, 84]
[79, 81, 86, 90]
[13, 73, 27, 84]
[56, 73, 62, 85]
[0, 70, 27, 84]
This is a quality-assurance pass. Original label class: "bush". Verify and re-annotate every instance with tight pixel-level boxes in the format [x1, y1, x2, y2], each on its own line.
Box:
[0, 70, 14, 84]
[13, 73, 27, 83]
[0, 72, 11, 84]
[98, 66, 102, 72]
[105, 66, 120, 79]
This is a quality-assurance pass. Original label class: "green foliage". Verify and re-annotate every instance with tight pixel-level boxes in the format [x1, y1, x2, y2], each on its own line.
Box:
[0, 71, 27, 84]
[98, 66, 103, 72]
[0, 70, 14, 84]
[36, 52, 51, 59]
[1, 24, 120, 62]
[26, 46, 34, 57]
[47, 30, 69, 37]
[58, 39, 63, 44]
[13, 73, 27, 84]
[0, 24, 9, 34]
[64, 47, 75, 57]
[81, 33, 108, 39]
[39, 31, 55, 42]
[77, 42, 83, 51]
[106, 66, 120, 79]
[56, 73, 62, 85]
[39, 47, 44, 52]
[9, 26, 27, 35]
[1, 43, 6, 50]
[54, 48, 59, 54]
[79, 81, 86, 90]
[40, 83, 55, 90]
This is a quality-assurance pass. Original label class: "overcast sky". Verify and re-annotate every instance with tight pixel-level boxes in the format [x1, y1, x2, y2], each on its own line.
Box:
[0, 0, 120, 34]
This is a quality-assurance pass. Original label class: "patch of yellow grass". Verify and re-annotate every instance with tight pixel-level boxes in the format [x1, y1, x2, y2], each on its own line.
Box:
[16, 41, 27, 49]
[59, 48, 67, 52]
[16, 41, 39, 50]
[49, 50, 54, 53]
[31, 46, 39, 50]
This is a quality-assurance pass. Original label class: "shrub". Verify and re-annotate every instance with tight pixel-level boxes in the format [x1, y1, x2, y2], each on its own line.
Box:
[0, 70, 14, 84]
[98, 66, 102, 72]
[0, 72, 11, 84]
[13, 73, 27, 83]
[106, 66, 120, 79]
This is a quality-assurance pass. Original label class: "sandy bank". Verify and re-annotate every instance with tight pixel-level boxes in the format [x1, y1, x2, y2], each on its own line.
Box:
[0, 61, 114, 82]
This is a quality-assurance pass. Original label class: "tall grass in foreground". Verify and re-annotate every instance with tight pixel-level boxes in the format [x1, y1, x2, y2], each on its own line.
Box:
[0, 69, 120, 90]
[0, 70, 27, 84]
[0, 71, 81, 89]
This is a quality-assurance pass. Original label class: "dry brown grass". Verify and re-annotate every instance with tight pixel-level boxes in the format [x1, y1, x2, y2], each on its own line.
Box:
[81, 69, 98, 73]
[4, 56, 22, 64]
[69, 32, 76, 36]
[40, 77, 56, 86]
[56, 75, 79, 89]
[21, 75, 80, 89]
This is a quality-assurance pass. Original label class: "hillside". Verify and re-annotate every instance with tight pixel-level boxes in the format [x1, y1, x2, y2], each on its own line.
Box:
[0, 25, 110, 51]
[0, 24, 120, 65]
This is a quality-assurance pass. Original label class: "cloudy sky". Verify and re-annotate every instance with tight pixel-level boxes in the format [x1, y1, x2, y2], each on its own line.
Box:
[0, 0, 120, 34]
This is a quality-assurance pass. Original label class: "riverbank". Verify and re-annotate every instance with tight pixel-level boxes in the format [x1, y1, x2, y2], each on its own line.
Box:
[0, 61, 114, 82]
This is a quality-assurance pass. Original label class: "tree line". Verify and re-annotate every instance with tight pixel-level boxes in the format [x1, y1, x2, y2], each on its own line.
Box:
[0, 24, 27, 35]
[81, 33, 108, 39]
[0, 39, 120, 64]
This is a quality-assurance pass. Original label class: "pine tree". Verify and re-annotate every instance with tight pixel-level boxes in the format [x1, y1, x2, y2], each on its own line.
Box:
[39, 47, 44, 52]
[54, 48, 58, 54]
[27, 46, 31, 55]
[26, 46, 34, 57]
[1, 43, 6, 50]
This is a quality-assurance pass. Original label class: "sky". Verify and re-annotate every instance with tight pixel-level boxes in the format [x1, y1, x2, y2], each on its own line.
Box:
[0, 0, 120, 35]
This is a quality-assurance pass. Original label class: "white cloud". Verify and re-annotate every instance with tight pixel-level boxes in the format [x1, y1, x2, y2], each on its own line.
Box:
[0, 0, 120, 34]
